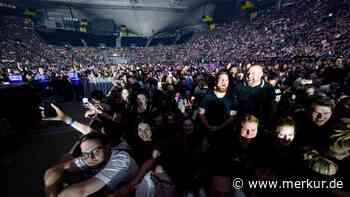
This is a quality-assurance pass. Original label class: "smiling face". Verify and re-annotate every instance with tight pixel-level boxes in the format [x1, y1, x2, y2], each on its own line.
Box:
[246, 65, 263, 87]
[138, 122, 152, 142]
[310, 104, 332, 126]
[276, 125, 295, 144]
[240, 121, 258, 139]
[80, 139, 106, 167]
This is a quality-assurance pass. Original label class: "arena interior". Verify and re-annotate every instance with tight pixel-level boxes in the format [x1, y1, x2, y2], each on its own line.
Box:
[1, 0, 350, 197]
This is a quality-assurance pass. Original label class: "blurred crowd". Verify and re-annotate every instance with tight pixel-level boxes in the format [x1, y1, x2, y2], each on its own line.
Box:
[0, 0, 350, 197]
[1, 0, 350, 71]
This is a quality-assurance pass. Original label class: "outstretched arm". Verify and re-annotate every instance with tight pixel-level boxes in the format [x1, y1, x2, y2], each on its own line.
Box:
[107, 149, 161, 197]
[42, 103, 95, 135]
[58, 177, 105, 197]
[44, 160, 73, 197]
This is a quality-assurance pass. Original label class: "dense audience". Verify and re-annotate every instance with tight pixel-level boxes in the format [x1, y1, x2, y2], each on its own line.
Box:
[41, 62, 350, 197]
[1, 0, 350, 70]
[0, 0, 350, 197]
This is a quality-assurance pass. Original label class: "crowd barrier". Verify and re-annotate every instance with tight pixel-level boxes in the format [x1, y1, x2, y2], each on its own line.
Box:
[82, 77, 113, 97]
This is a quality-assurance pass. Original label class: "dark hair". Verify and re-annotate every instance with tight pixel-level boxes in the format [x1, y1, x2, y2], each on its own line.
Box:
[90, 90, 105, 102]
[335, 96, 350, 118]
[79, 132, 110, 147]
[215, 70, 229, 81]
[267, 73, 279, 81]
[274, 117, 295, 134]
[309, 95, 335, 110]
[71, 132, 110, 157]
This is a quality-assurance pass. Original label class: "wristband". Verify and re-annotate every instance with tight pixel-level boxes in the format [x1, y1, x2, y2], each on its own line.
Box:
[65, 117, 74, 125]
[69, 121, 76, 126]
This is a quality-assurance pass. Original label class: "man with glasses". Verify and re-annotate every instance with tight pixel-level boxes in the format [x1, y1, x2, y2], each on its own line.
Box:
[44, 132, 138, 197]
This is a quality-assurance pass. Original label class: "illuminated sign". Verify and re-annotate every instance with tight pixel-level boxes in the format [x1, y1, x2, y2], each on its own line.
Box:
[0, 3, 16, 9]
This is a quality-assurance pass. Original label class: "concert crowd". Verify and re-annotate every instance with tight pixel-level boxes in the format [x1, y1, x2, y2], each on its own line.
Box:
[0, 0, 350, 197]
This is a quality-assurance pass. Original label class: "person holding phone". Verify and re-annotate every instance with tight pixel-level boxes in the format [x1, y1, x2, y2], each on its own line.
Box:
[42, 103, 95, 135]
[44, 131, 139, 197]
[82, 90, 115, 131]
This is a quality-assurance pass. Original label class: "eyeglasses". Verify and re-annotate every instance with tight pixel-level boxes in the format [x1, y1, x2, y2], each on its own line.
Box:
[81, 146, 103, 160]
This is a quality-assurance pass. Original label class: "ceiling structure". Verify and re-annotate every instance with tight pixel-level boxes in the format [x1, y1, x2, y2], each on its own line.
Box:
[17, 0, 233, 35]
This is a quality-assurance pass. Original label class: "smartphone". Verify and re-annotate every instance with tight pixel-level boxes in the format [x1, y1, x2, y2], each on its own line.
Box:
[82, 97, 89, 105]
[42, 100, 58, 118]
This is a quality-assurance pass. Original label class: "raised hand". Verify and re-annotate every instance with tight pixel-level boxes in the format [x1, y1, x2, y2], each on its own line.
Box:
[41, 103, 69, 122]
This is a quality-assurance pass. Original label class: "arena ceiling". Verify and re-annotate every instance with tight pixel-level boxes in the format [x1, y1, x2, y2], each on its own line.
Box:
[17, 0, 233, 36]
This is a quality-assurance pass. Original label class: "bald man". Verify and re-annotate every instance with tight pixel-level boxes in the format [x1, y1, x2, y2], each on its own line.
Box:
[235, 65, 276, 129]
